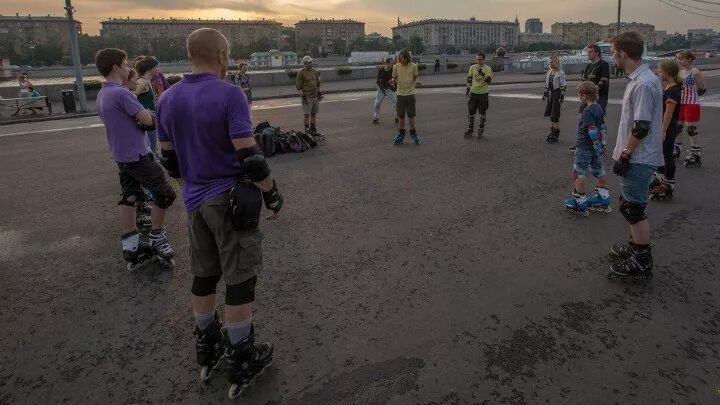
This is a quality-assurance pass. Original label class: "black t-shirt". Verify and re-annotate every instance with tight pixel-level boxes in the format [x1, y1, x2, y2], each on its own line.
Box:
[663, 84, 682, 124]
[582, 59, 610, 99]
[377, 67, 393, 89]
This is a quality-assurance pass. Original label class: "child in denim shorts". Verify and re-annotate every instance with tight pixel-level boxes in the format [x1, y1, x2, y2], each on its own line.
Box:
[563, 81, 612, 215]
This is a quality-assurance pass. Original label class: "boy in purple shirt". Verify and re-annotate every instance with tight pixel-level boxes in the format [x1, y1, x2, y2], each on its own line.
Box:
[156, 28, 282, 398]
[95, 48, 176, 268]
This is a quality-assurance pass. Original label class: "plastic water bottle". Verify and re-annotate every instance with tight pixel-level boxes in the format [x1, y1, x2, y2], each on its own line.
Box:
[589, 125, 602, 156]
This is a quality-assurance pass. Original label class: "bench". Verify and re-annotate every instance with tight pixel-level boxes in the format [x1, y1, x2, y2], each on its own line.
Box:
[0, 96, 53, 117]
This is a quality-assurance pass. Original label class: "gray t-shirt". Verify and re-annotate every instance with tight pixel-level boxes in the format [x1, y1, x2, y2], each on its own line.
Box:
[612, 64, 664, 166]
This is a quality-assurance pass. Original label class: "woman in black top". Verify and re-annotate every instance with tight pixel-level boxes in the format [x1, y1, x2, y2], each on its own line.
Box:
[543, 56, 566, 143]
[649, 59, 683, 200]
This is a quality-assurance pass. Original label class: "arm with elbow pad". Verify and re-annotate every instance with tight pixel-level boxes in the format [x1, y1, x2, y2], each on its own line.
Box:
[631, 120, 651, 140]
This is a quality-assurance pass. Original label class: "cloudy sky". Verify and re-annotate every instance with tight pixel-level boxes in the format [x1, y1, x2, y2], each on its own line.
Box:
[2, 0, 718, 35]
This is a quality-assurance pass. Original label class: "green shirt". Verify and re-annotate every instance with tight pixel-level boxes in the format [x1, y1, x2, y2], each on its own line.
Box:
[393, 62, 418, 96]
[296, 68, 320, 99]
[468, 64, 493, 95]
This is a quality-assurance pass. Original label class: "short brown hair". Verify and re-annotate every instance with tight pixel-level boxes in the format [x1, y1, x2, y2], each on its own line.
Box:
[659, 60, 682, 86]
[611, 31, 644, 60]
[127, 68, 137, 80]
[587, 43, 602, 55]
[95, 48, 128, 77]
[677, 50, 696, 61]
[134, 55, 159, 76]
[576, 81, 599, 101]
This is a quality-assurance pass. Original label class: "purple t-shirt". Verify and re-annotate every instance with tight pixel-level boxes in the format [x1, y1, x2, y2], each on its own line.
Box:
[157, 72, 253, 211]
[96, 82, 147, 163]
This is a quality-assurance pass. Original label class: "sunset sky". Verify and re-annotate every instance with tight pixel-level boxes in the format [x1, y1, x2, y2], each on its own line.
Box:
[2, 0, 718, 36]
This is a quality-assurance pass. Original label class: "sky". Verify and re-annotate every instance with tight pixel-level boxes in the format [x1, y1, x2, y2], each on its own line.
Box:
[2, 0, 718, 36]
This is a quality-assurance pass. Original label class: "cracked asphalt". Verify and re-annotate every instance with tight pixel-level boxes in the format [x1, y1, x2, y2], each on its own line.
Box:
[1, 75, 719, 404]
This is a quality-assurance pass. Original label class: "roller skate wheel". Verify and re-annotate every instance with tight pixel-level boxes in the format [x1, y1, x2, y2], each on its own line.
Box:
[228, 383, 245, 400]
[200, 366, 212, 383]
[126, 262, 136, 272]
[582, 210, 589, 217]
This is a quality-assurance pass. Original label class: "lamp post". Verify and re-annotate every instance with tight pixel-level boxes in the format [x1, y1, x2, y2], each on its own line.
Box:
[64, 0, 88, 112]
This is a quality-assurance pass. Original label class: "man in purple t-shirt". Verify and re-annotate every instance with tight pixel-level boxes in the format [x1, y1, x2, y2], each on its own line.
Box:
[156, 28, 282, 397]
[95, 48, 177, 268]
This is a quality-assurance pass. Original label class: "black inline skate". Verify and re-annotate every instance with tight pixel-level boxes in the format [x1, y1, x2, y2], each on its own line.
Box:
[226, 327, 274, 400]
[196, 315, 227, 383]
[122, 230, 154, 271]
[683, 146, 702, 168]
[546, 128, 560, 144]
[649, 178, 674, 201]
[149, 228, 175, 269]
[607, 243, 653, 281]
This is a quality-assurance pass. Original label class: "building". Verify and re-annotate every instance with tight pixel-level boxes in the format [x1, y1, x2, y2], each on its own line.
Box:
[551, 22, 606, 47]
[100, 18, 282, 49]
[552, 21, 655, 47]
[687, 28, 715, 36]
[525, 18, 542, 34]
[0, 13, 82, 56]
[519, 33, 562, 45]
[294, 19, 365, 53]
[249, 49, 297, 68]
[605, 22, 655, 45]
[653, 30, 668, 47]
[392, 18, 520, 53]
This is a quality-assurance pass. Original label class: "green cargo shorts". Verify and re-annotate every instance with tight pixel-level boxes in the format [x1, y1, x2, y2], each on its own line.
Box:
[187, 190, 263, 285]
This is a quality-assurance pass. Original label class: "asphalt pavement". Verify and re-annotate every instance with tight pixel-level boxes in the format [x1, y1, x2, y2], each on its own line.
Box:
[1, 75, 719, 404]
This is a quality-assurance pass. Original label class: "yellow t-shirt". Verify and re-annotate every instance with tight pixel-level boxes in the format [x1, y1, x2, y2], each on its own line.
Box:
[468, 64, 493, 95]
[393, 62, 418, 96]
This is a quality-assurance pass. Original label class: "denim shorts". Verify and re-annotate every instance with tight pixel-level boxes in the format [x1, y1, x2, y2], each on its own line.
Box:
[619, 163, 657, 204]
[573, 147, 605, 179]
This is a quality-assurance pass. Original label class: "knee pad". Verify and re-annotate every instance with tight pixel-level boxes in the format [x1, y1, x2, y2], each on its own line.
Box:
[153, 187, 176, 209]
[687, 126, 698, 137]
[620, 199, 647, 225]
[191, 274, 222, 297]
[118, 192, 142, 207]
[551, 117, 559, 123]
[226, 276, 257, 306]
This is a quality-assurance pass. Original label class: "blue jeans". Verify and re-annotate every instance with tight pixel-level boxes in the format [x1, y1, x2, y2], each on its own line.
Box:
[146, 130, 158, 155]
[373, 87, 397, 119]
[619, 163, 657, 204]
[573, 147, 605, 179]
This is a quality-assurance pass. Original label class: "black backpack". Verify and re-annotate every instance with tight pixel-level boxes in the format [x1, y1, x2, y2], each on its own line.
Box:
[254, 126, 277, 157]
[254, 121, 271, 134]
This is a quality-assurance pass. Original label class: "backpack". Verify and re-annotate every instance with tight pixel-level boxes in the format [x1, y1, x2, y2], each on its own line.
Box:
[254, 121, 271, 134]
[255, 126, 277, 157]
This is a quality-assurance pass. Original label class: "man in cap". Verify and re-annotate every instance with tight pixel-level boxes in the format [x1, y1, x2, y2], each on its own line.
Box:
[296, 55, 322, 136]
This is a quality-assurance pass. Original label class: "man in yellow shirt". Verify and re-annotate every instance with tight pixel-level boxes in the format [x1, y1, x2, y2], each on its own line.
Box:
[464, 52, 493, 138]
[392, 49, 420, 145]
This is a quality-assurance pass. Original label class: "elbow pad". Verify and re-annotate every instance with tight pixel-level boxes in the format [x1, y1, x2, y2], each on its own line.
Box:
[484, 77, 492, 84]
[239, 147, 271, 182]
[698, 88, 706, 96]
[631, 120, 651, 140]
[466, 76, 472, 84]
[160, 149, 181, 178]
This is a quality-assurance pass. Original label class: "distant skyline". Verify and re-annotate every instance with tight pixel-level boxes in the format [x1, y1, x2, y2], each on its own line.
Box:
[2, 0, 718, 36]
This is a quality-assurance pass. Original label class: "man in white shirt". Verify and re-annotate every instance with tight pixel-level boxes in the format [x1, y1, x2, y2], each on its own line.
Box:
[607, 31, 664, 281]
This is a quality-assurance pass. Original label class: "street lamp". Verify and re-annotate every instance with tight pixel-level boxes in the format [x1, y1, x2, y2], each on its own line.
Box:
[28, 44, 36, 67]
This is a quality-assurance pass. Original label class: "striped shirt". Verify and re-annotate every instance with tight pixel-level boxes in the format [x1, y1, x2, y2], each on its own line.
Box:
[680, 68, 699, 105]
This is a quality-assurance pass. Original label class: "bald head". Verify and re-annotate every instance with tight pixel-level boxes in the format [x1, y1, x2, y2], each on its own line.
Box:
[187, 28, 230, 66]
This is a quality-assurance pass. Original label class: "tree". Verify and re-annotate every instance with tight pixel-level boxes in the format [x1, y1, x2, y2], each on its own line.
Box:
[281, 27, 296, 52]
[330, 37, 347, 56]
[349, 35, 366, 52]
[392, 35, 409, 52]
[409, 35, 424, 55]
[0, 33, 23, 64]
[34, 41, 64, 66]
[297, 35, 322, 57]
[153, 35, 186, 62]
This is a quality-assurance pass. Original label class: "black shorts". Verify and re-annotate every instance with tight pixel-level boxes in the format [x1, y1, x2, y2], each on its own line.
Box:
[396, 95, 416, 118]
[117, 154, 174, 200]
[468, 93, 489, 115]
